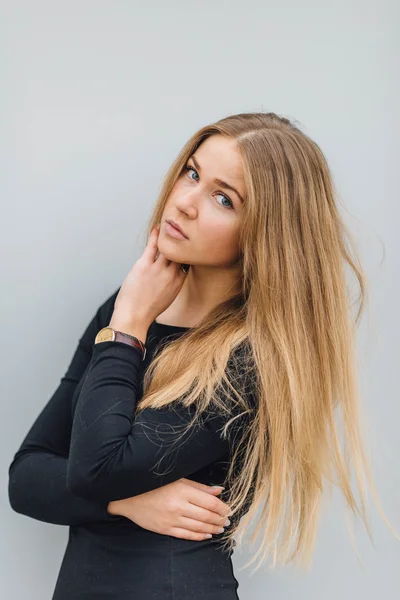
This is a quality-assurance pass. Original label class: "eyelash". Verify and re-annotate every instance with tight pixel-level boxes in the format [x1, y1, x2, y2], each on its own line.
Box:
[184, 164, 234, 210]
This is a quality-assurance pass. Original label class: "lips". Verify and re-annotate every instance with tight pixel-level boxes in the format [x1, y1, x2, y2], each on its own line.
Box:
[166, 219, 188, 239]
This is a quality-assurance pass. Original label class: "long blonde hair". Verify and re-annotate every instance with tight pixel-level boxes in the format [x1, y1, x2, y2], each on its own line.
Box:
[136, 112, 398, 572]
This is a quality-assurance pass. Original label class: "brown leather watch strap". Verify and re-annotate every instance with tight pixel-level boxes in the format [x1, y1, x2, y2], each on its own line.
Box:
[114, 331, 147, 361]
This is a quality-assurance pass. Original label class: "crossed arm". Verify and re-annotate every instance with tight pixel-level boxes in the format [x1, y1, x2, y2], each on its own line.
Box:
[7, 289, 122, 525]
[8, 288, 250, 525]
[66, 338, 232, 504]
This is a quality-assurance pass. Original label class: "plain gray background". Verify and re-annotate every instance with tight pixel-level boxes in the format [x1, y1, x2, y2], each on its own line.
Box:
[1, 1, 399, 598]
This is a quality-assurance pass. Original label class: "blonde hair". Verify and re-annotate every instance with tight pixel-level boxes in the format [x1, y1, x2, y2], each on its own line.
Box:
[136, 112, 399, 573]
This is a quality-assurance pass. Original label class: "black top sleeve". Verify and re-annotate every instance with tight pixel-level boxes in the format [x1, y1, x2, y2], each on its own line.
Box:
[8, 288, 123, 526]
[67, 329, 255, 504]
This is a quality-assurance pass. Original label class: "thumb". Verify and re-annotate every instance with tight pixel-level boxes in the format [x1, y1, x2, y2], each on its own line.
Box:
[142, 226, 160, 263]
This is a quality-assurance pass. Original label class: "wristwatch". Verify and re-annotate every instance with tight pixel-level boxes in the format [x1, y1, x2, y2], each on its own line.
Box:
[94, 326, 147, 361]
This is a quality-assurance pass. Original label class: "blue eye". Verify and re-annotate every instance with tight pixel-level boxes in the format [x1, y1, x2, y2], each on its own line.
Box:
[184, 164, 234, 210]
[185, 165, 199, 181]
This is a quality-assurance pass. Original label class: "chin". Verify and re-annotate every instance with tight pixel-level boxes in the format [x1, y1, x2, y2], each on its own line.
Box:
[157, 240, 187, 263]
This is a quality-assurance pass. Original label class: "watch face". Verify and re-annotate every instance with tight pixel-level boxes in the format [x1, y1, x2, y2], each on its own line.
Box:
[95, 327, 115, 343]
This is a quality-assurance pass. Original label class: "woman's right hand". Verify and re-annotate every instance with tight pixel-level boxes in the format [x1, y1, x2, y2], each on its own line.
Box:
[107, 478, 233, 541]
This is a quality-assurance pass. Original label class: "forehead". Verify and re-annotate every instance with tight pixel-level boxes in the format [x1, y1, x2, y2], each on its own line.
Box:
[196, 136, 242, 172]
[193, 136, 246, 197]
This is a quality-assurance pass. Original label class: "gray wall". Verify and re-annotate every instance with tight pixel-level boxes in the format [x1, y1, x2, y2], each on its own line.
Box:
[1, 1, 399, 598]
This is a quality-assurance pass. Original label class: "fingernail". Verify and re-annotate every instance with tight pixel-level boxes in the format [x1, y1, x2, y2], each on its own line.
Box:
[211, 485, 225, 490]
[224, 519, 231, 526]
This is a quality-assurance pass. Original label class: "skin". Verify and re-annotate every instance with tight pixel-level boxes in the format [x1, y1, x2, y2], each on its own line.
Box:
[157, 134, 246, 327]
[108, 479, 233, 541]
[107, 134, 246, 540]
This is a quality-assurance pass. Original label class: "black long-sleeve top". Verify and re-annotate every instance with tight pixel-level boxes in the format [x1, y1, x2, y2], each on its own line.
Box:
[8, 288, 123, 525]
[8, 287, 257, 526]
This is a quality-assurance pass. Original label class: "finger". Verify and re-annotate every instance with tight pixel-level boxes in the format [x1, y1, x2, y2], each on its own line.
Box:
[142, 226, 160, 263]
[184, 502, 232, 527]
[186, 487, 232, 517]
[169, 527, 213, 542]
[208, 487, 225, 495]
[155, 250, 170, 266]
[179, 515, 230, 535]
[180, 478, 225, 495]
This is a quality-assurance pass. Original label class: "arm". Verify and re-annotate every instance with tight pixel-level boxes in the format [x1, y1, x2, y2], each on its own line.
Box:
[67, 328, 254, 504]
[8, 288, 124, 526]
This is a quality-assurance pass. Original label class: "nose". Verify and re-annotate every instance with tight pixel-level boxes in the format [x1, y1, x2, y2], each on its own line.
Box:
[174, 191, 200, 218]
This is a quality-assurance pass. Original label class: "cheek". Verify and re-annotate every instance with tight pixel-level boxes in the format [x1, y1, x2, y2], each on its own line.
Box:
[199, 219, 240, 258]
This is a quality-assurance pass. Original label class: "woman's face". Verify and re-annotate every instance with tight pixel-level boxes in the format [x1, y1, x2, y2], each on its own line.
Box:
[158, 134, 246, 269]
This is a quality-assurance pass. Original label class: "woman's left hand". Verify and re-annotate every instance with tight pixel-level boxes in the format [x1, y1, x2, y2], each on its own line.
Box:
[107, 478, 232, 540]
[112, 225, 189, 328]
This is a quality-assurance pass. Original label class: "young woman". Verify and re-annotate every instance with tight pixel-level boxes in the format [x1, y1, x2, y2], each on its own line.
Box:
[8, 112, 396, 599]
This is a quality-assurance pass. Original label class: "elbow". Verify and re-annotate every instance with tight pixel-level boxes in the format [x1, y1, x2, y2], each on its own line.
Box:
[8, 466, 26, 516]
[8, 482, 21, 515]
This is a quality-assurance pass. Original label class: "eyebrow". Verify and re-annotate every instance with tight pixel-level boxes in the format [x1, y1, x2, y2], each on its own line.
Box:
[190, 155, 245, 204]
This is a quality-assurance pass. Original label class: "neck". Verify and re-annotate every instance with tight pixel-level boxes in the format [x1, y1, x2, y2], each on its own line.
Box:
[157, 263, 243, 328]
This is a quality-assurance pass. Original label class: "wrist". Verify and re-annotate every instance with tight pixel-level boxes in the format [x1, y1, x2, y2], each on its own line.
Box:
[109, 313, 150, 346]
